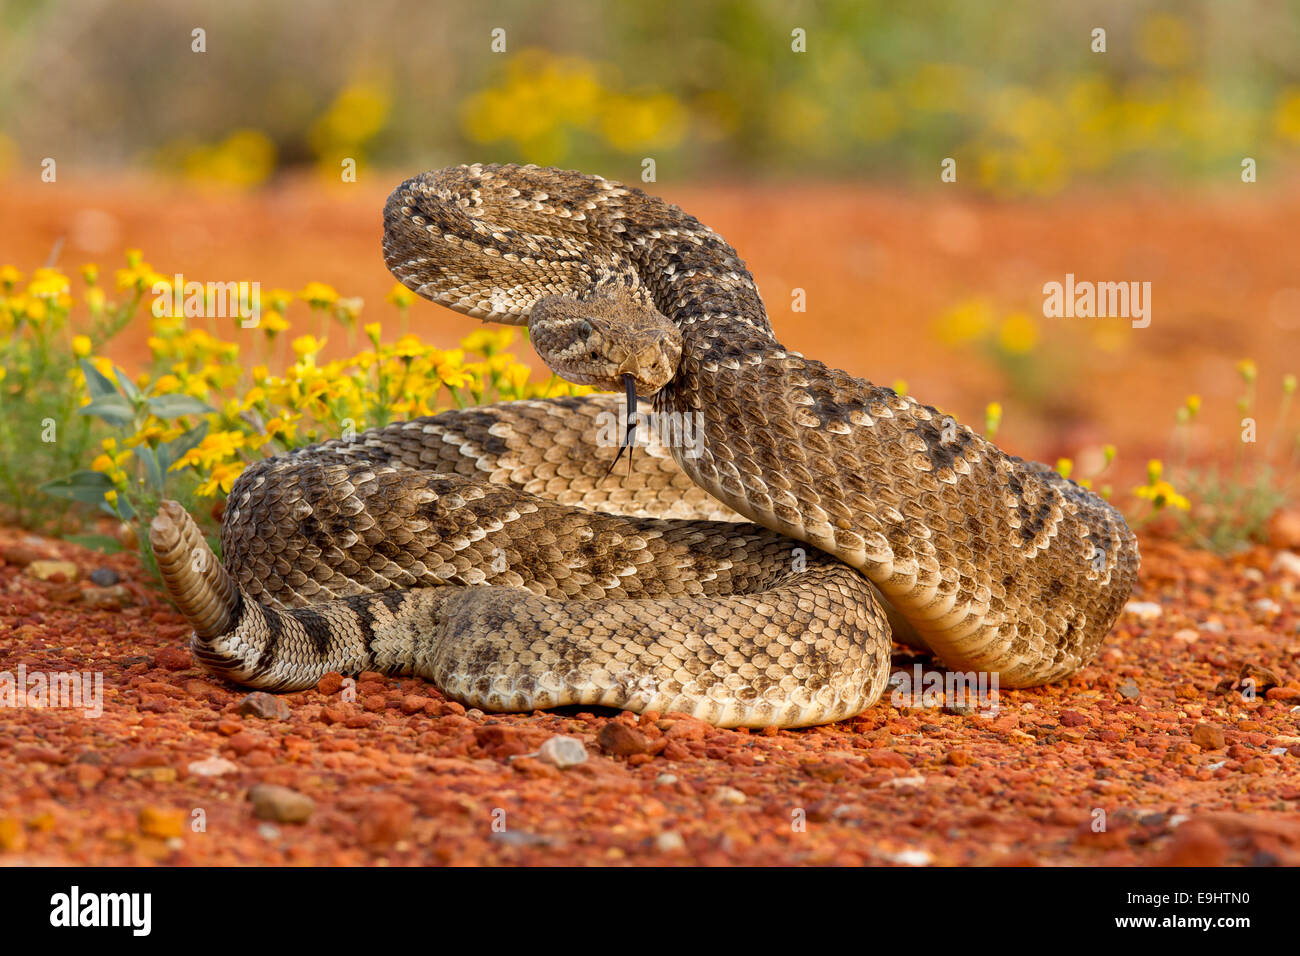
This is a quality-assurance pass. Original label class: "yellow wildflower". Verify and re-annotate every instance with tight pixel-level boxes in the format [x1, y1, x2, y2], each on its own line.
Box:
[261, 312, 290, 335]
[291, 335, 325, 359]
[1236, 359, 1257, 384]
[997, 312, 1039, 354]
[196, 461, 245, 498]
[336, 296, 364, 325]
[126, 424, 167, 449]
[72, 335, 92, 358]
[172, 430, 246, 471]
[935, 299, 993, 347]
[385, 283, 415, 309]
[461, 327, 516, 357]
[0, 264, 22, 291]
[1135, 480, 1190, 511]
[298, 282, 338, 308]
[1056, 458, 1073, 480]
[984, 401, 1003, 438]
[389, 335, 426, 361]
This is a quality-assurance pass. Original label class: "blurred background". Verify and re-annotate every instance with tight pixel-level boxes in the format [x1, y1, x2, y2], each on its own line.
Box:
[2, 0, 1299, 506]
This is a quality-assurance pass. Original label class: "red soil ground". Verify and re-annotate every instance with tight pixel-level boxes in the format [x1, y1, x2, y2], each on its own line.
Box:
[1, 523, 1298, 866]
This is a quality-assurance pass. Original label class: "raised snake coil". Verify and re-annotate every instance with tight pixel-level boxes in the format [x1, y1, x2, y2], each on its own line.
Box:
[150, 163, 1139, 728]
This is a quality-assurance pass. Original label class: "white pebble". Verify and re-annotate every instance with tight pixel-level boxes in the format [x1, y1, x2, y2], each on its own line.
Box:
[655, 831, 686, 852]
[1273, 551, 1300, 578]
[536, 735, 588, 769]
[187, 756, 239, 777]
[1124, 601, 1163, 620]
[889, 849, 933, 866]
[883, 775, 927, 788]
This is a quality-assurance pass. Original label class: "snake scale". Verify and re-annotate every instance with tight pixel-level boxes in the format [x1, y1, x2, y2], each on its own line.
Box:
[150, 163, 1139, 728]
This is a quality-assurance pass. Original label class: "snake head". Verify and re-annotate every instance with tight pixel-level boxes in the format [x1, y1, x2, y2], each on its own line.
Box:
[527, 291, 681, 397]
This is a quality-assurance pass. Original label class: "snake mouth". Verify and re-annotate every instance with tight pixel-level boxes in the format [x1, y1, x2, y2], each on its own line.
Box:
[603, 374, 638, 481]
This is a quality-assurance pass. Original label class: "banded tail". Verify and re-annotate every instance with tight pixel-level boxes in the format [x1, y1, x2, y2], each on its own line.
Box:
[150, 500, 241, 640]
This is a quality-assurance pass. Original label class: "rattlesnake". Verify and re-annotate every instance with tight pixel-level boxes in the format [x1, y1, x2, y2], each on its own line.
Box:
[150, 163, 1139, 728]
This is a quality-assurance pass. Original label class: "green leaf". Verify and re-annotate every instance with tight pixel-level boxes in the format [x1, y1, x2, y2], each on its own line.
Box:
[157, 420, 209, 474]
[78, 359, 119, 399]
[146, 394, 214, 419]
[41, 470, 115, 506]
[62, 534, 125, 555]
[77, 393, 134, 426]
[136, 445, 163, 494]
[114, 365, 141, 402]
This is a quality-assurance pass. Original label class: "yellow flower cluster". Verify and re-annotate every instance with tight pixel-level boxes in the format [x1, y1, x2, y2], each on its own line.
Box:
[69, 266, 593, 499]
[1134, 458, 1190, 512]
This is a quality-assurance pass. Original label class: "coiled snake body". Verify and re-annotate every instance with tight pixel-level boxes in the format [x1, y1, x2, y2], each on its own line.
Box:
[151, 163, 1138, 728]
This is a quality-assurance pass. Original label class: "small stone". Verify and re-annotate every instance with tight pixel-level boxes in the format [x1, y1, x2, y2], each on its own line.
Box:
[599, 721, 650, 756]
[1172, 628, 1199, 644]
[25, 559, 79, 582]
[226, 732, 261, 756]
[358, 797, 414, 848]
[153, 647, 191, 671]
[1238, 663, 1282, 693]
[946, 749, 972, 766]
[187, 756, 239, 777]
[138, 807, 185, 839]
[888, 848, 933, 866]
[1, 543, 42, 567]
[248, 784, 314, 823]
[883, 775, 927, 788]
[89, 567, 120, 586]
[1118, 681, 1141, 699]
[0, 818, 28, 853]
[238, 692, 291, 720]
[1124, 601, 1162, 620]
[1158, 820, 1227, 866]
[1267, 509, 1300, 549]
[712, 786, 746, 805]
[535, 735, 588, 769]
[1059, 710, 1088, 727]
[655, 831, 686, 852]
[1251, 598, 1281, 615]
[655, 773, 678, 786]
[257, 823, 281, 840]
[1201, 619, 1225, 633]
[1191, 724, 1226, 750]
[316, 672, 344, 695]
[1272, 551, 1300, 577]
[74, 764, 104, 789]
[82, 584, 130, 609]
